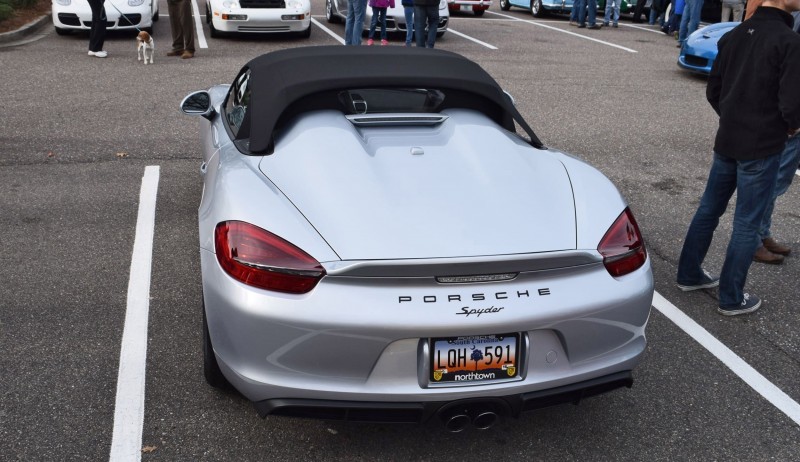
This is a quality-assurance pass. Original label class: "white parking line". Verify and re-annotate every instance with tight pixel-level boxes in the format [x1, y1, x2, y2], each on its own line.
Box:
[486, 10, 637, 53]
[311, 17, 345, 44]
[447, 28, 498, 49]
[192, 0, 209, 49]
[109, 166, 160, 462]
[653, 291, 800, 426]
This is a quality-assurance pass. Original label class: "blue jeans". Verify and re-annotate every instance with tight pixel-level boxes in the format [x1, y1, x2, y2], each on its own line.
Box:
[649, 7, 666, 26]
[759, 134, 800, 239]
[369, 6, 388, 40]
[414, 4, 438, 48]
[677, 152, 780, 308]
[678, 0, 703, 45]
[576, 0, 598, 26]
[604, 0, 621, 24]
[345, 0, 368, 45]
[404, 6, 414, 46]
[570, 1, 580, 21]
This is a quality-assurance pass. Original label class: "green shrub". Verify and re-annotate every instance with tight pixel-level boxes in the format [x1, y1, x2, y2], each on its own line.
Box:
[0, 3, 13, 23]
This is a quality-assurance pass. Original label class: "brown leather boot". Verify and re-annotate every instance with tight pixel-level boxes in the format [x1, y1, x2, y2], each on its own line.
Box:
[753, 245, 784, 265]
[762, 237, 791, 256]
[167, 49, 184, 57]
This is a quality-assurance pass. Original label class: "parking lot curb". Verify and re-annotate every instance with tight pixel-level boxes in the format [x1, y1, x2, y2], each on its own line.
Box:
[0, 13, 50, 44]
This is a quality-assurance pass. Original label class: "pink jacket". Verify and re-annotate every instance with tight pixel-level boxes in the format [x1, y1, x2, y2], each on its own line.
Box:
[369, 0, 395, 8]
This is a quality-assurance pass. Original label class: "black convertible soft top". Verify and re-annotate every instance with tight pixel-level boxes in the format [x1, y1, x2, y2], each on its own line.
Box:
[242, 46, 543, 154]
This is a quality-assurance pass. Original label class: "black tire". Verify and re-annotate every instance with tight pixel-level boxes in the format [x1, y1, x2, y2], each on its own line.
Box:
[499, 0, 511, 10]
[531, 0, 545, 17]
[208, 4, 223, 38]
[299, 23, 312, 38]
[203, 304, 231, 389]
[152, 8, 159, 21]
[436, 30, 445, 38]
[474, 8, 485, 16]
[325, 0, 339, 23]
[55, 26, 72, 36]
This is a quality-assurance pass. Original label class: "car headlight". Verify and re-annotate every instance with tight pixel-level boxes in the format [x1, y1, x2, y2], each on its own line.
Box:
[222, 0, 240, 8]
[286, 0, 304, 8]
[128, 0, 144, 6]
[55, 0, 71, 5]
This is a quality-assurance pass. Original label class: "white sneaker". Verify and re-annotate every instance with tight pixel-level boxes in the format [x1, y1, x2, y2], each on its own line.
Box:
[88, 50, 108, 58]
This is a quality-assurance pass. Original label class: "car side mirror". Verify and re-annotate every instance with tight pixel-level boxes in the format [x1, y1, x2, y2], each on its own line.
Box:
[180, 91, 216, 121]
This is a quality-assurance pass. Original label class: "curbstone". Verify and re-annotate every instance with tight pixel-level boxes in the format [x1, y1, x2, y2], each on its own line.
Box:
[0, 12, 51, 44]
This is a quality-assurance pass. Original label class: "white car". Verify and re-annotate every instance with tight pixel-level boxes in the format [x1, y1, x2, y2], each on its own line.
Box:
[52, 0, 159, 35]
[205, 0, 311, 38]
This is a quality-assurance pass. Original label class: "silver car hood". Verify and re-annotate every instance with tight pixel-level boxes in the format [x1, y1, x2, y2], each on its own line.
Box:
[259, 110, 576, 260]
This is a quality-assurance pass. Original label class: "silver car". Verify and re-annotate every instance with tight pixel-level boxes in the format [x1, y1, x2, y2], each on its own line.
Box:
[325, 0, 449, 37]
[181, 46, 653, 431]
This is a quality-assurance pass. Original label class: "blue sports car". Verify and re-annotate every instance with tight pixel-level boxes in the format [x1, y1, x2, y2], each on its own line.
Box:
[678, 22, 738, 75]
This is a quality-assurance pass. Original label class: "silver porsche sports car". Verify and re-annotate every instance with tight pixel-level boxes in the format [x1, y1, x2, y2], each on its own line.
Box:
[181, 46, 653, 431]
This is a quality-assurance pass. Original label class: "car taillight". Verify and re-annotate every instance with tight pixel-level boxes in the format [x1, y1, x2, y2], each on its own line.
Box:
[597, 208, 647, 277]
[214, 221, 326, 294]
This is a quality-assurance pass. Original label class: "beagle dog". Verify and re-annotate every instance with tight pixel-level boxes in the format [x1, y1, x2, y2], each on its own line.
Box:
[136, 31, 154, 65]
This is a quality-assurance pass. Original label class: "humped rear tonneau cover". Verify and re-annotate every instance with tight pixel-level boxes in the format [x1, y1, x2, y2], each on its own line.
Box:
[242, 46, 543, 153]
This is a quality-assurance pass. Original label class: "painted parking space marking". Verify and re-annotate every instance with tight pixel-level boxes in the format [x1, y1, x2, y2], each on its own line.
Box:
[486, 10, 637, 53]
[623, 23, 667, 34]
[447, 28, 498, 49]
[653, 291, 800, 426]
[311, 17, 346, 44]
[109, 166, 160, 462]
[192, 0, 209, 49]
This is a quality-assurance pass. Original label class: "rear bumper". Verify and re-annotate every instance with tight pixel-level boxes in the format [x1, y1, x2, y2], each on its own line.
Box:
[254, 370, 634, 423]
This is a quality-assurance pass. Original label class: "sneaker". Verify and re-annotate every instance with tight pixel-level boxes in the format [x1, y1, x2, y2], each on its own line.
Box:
[603, 22, 609, 26]
[167, 49, 184, 57]
[718, 293, 761, 316]
[367, 38, 374, 46]
[569, 20, 578, 26]
[676, 269, 719, 292]
[88, 50, 108, 58]
[587, 24, 601, 29]
[577, 23, 586, 28]
[380, 39, 388, 46]
[612, 23, 618, 28]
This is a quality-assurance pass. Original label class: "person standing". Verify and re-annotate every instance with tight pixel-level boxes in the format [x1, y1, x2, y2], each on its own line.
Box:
[345, 0, 369, 45]
[603, 0, 622, 27]
[677, 0, 704, 48]
[676, 0, 800, 316]
[86, 0, 107, 57]
[367, 0, 395, 45]
[167, 0, 196, 58]
[403, 0, 414, 46]
[414, 0, 439, 48]
[576, 0, 602, 28]
[721, 0, 746, 21]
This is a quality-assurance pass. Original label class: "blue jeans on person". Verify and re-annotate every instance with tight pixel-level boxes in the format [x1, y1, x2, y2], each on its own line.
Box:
[678, 0, 703, 45]
[759, 134, 800, 240]
[677, 152, 780, 308]
[369, 6, 388, 40]
[414, 4, 438, 48]
[649, 7, 666, 26]
[570, 1, 580, 22]
[345, 0, 368, 45]
[404, 6, 414, 46]
[604, 0, 621, 25]
[577, 0, 598, 26]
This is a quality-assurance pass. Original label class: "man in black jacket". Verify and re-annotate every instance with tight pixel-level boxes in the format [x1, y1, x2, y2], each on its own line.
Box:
[676, 0, 800, 316]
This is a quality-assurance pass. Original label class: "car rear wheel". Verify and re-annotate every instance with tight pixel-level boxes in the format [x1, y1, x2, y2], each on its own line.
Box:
[203, 304, 231, 389]
[474, 8, 485, 15]
[325, 0, 339, 23]
[531, 0, 545, 16]
[499, 0, 511, 10]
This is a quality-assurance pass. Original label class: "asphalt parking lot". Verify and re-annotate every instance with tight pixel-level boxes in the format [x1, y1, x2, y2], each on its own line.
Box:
[1, 3, 799, 460]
